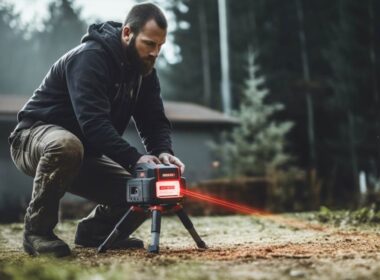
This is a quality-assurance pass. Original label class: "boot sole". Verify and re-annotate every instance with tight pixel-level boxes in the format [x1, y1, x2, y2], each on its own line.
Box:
[23, 240, 71, 258]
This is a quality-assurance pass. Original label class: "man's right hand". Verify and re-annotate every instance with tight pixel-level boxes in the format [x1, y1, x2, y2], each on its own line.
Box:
[136, 155, 161, 165]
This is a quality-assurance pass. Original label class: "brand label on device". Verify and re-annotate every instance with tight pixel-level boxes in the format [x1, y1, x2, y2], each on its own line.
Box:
[156, 180, 181, 198]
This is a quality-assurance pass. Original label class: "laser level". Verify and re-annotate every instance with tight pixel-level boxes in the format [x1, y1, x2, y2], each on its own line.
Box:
[97, 163, 207, 254]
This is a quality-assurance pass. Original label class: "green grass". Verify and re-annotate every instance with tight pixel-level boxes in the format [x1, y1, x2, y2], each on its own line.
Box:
[0, 255, 234, 280]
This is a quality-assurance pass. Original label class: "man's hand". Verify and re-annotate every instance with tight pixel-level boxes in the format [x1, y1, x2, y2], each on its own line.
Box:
[159, 153, 185, 174]
[136, 155, 161, 164]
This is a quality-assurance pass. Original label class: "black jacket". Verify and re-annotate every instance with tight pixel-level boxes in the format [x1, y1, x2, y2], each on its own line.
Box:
[13, 21, 173, 172]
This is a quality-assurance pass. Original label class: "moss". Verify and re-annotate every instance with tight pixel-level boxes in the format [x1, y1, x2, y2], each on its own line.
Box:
[0, 259, 232, 280]
[1, 260, 82, 280]
[316, 205, 380, 226]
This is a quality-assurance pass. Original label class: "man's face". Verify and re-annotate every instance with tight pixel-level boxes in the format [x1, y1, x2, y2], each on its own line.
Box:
[122, 19, 166, 76]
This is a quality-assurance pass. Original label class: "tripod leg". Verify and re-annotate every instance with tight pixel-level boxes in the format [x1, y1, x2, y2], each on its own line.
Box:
[147, 207, 162, 253]
[98, 206, 147, 253]
[175, 207, 207, 249]
[118, 208, 149, 239]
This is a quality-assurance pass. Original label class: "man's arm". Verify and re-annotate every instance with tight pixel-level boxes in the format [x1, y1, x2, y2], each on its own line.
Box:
[65, 50, 143, 172]
[132, 69, 174, 157]
[133, 70, 185, 173]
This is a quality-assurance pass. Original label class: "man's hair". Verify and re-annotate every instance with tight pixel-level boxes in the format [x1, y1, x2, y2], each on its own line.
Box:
[123, 3, 167, 33]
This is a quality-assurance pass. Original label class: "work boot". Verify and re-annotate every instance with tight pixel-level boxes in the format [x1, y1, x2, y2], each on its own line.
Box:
[23, 231, 71, 257]
[74, 204, 147, 249]
[75, 233, 144, 249]
[74, 219, 144, 249]
[15, 126, 84, 257]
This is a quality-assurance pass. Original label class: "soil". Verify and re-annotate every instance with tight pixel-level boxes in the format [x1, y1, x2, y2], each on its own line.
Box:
[0, 214, 380, 280]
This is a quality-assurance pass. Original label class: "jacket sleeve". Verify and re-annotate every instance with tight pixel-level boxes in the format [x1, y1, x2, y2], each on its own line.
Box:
[132, 69, 174, 156]
[65, 50, 143, 171]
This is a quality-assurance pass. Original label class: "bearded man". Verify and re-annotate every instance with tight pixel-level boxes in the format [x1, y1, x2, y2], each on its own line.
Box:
[8, 3, 184, 257]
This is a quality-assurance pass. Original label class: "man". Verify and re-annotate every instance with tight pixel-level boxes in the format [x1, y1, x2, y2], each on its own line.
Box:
[8, 3, 184, 257]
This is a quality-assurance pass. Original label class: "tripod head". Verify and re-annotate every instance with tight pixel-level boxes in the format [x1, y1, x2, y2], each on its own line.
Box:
[127, 163, 186, 205]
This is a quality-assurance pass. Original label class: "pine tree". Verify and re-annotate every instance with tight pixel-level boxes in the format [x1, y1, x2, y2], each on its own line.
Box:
[0, 2, 30, 94]
[36, 0, 86, 67]
[213, 49, 293, 177]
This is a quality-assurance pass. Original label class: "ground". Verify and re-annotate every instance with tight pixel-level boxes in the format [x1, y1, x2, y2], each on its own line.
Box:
[0, 213, 380, 280]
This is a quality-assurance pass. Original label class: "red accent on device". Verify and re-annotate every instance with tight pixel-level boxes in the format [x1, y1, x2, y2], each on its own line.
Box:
[156, 180, 181, 198]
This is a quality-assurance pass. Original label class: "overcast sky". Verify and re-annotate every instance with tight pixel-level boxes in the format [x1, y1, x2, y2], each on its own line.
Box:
[5, 0, 136, 26]
[4, 0, 180, 63]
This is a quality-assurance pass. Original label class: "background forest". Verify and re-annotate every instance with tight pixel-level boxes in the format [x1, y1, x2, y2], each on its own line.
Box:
[1, 0, 380, 209]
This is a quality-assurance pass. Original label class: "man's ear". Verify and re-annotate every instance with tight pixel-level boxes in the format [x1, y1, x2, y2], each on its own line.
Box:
[121, 26, 133, 44]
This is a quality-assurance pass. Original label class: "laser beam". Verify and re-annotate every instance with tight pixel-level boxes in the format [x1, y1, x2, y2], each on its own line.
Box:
[183, 189, 325, 231]
[183, 189, 269, 216]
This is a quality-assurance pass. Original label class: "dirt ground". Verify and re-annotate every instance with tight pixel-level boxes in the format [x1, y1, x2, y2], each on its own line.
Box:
[0, 213, 380, 280]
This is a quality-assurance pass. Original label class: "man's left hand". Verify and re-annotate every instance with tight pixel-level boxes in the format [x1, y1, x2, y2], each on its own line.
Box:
[159, 153, 185, 174]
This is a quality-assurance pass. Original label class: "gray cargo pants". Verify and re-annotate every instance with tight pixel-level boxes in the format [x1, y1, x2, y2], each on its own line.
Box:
[10, 123, 132, 235]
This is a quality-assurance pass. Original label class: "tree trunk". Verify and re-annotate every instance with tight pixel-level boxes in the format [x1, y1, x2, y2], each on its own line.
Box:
[218, 0, 231, 114]
[295, 0, 316, 169]
[368, 0, 379, 104]
[347, 110, 360, 206]
[368, 0, 380, 180]
[295, 0, 318, 208]
[198, 1, 212, 107]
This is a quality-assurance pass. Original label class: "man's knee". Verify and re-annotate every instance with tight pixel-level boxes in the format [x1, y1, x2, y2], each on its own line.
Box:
[44, 131, 84, 168]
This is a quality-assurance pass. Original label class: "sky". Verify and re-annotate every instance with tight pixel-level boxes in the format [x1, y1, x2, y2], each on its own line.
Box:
[4, 0, 180, 63]
[5, 0, 136, 26]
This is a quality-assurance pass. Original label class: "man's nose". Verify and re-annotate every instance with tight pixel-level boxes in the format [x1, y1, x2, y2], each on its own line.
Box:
[150, 46, 160, 58]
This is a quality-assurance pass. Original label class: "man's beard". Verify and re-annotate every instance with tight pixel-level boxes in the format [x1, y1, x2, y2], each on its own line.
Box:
[125, 37, 155, 76]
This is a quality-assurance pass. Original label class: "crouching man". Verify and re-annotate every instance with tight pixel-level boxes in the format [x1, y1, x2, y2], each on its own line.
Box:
[9, 3, 184, 257]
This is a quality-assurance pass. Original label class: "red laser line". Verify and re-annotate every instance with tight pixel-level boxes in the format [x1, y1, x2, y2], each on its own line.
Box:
[182, 189, 326, 232]
[182, 189, 269, 216]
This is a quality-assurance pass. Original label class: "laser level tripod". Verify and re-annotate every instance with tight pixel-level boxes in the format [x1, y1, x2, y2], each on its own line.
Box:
[97, 163, 207, 254]
[98, 203, 207, 253]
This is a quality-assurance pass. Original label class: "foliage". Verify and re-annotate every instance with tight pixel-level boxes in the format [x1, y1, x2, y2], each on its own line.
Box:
[36, 0, 86, 67]
[317, 205, 380, 225]
[267, 167, 307, 212]
[0, 0, 86, 95]
[211, 51, 293, 177]
[159, 0, 380, 206]
[0, 2, 28, 93]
